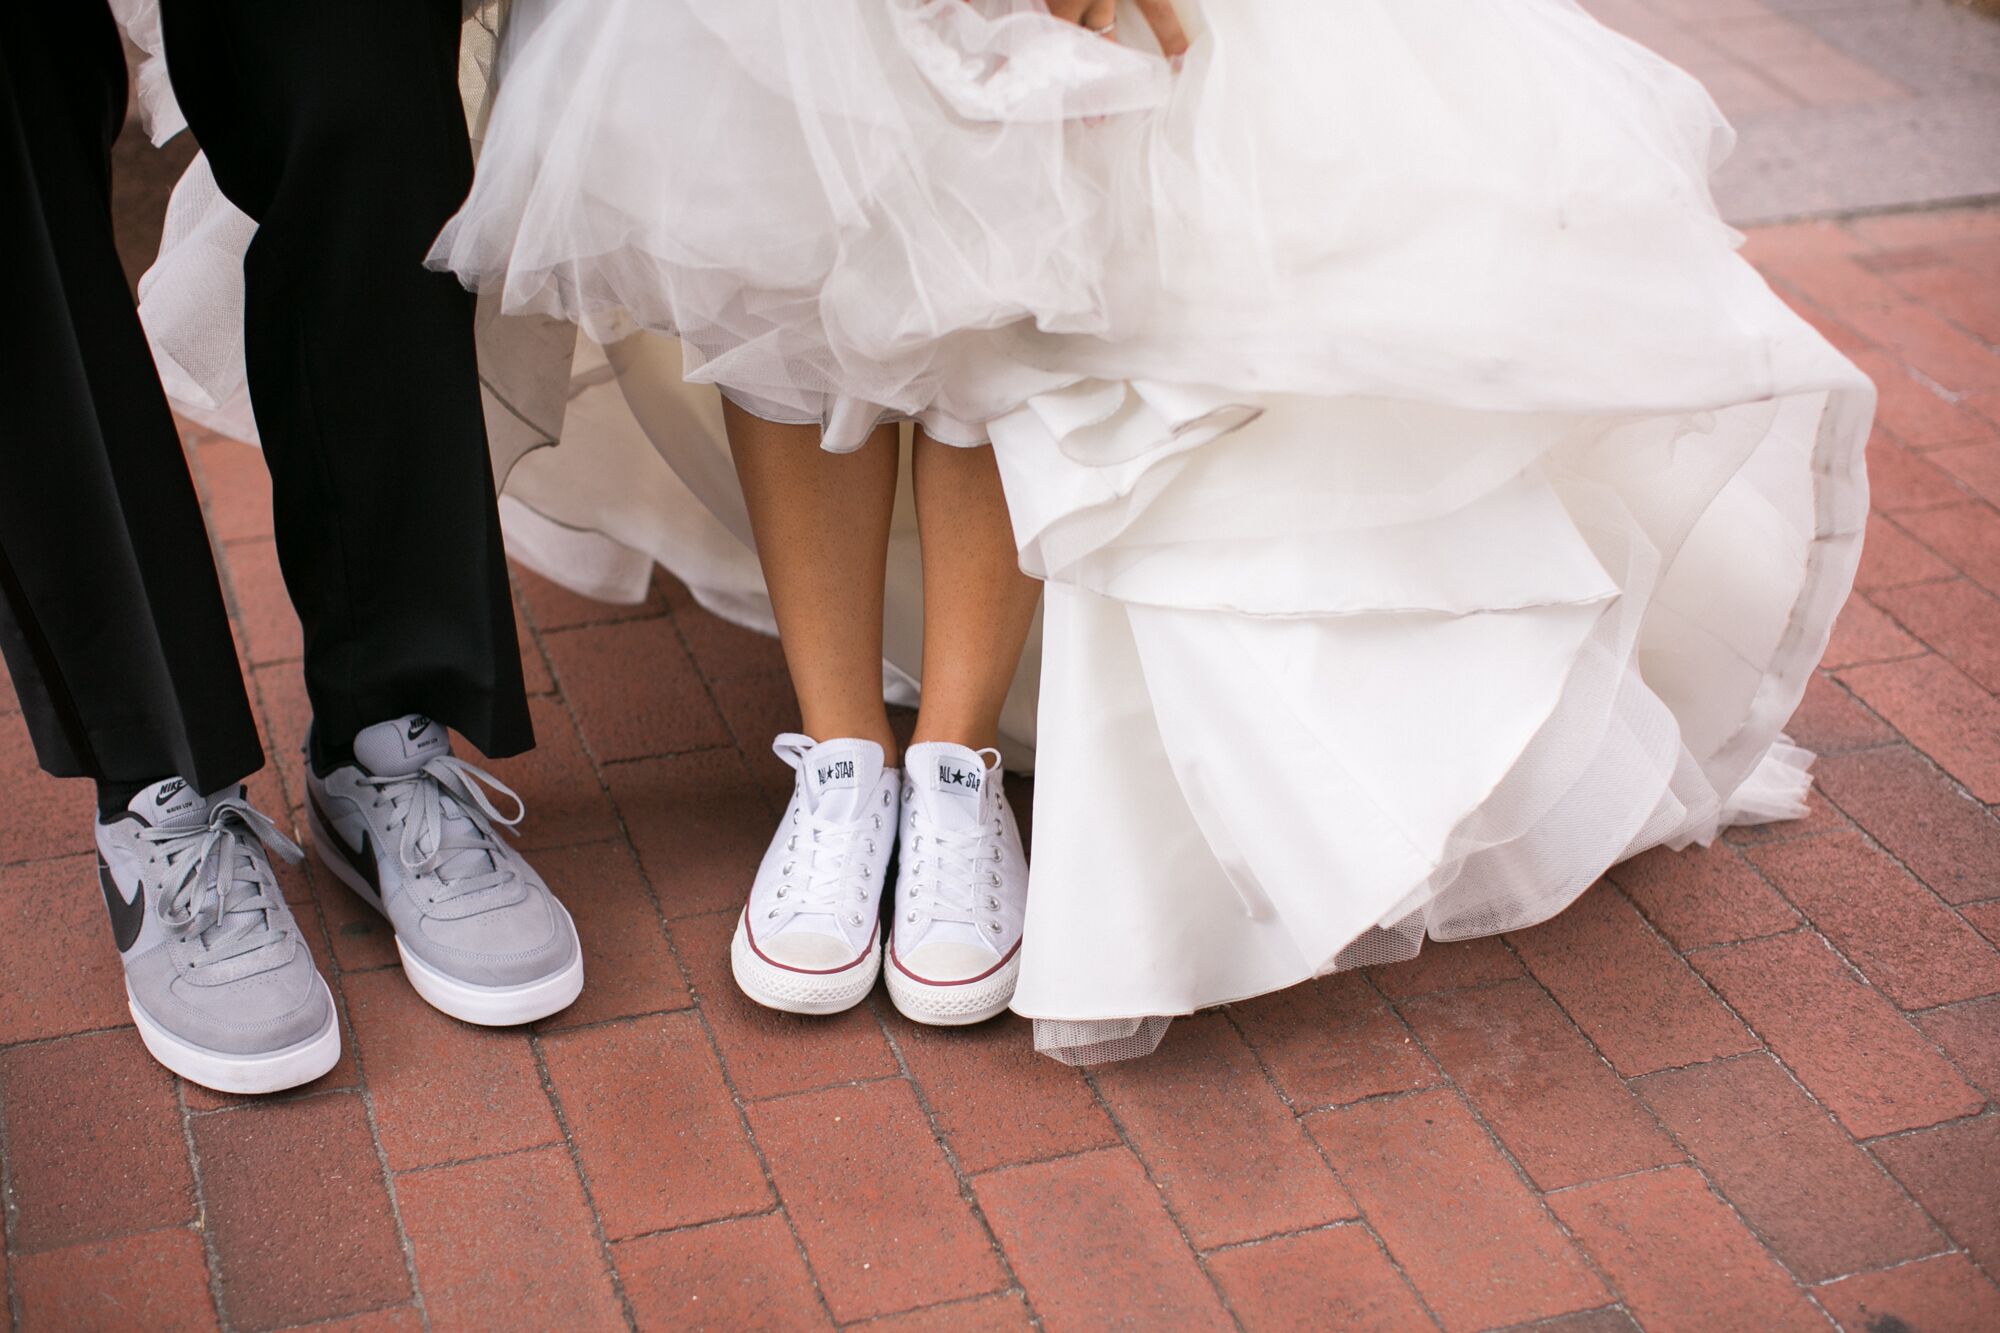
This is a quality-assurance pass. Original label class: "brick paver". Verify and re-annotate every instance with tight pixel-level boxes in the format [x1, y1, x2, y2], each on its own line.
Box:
[6, 13, 2000, 1327]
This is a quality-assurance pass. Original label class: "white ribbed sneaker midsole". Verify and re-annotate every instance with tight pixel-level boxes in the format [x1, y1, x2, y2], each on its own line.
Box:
[885, 944, 1020, 1027]
[730, 913, 880, 1016]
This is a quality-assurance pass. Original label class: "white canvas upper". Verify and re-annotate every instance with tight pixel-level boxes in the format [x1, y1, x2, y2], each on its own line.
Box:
[887, 741, 1027, 1025]
[731, 735, 898, 1014]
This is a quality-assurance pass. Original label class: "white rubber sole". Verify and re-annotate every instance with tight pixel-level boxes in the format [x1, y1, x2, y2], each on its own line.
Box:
[730, 913, 880, 1015]
[309, 800, 585, 1026]
[885, 944, 1020, 1027]
[393, 928, 584, 1026]
[128, 980, 341, 1095]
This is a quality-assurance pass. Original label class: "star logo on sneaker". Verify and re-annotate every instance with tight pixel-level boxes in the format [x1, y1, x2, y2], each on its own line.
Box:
[815, 759, 855, 785]
[936, 764, 981, 793]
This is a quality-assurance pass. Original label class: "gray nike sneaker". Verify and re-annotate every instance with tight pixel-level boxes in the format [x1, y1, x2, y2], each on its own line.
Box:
[96, 779, 340, 1094]
[305, 715, 582, 1026]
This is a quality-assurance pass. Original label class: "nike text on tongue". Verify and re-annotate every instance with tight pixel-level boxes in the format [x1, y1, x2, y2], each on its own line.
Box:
[134, 776, 208, 826]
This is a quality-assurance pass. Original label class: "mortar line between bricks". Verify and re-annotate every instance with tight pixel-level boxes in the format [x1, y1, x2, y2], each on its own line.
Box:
[600, 1205, 785, 1248]
[1590, 894, 1964, 1289]
[1374, 961, 1638, 1323]
[595, 744, 740, 770]
[1803, 1245, 1972, 1291]
[345, 1044, 433, 1333]
[1075, 1063, 1252, 1333]
[543, 600, 849, 1333]
[1863, 575, 2000, 685]
[1486, 927, 1805, 1318]
[865, 995, 1041, 1326]
[1802, 755, 2000, 949]
[173, 1076, 234, 1331]
[1194, 1215, 1369, 1258]
[834, 1285, 1029, 1329]
[385, 1138, 568, 1179]
[735, 1071, 908, 1108]
[1677, 923, 1815, 959]
[525, 1035, 642, 1330]
[262, 1299, 426, 1329]
[1269, 976, 1449, 1332]
[1685, 872, 1998, 1121]
[659, 595, 799, 823]
[1760, 191, 2000, 233]
[958, 1134, 1193, 1183]
[0, 1051, 25, 1332]
[1856, 1105, 1997, 1149]
[182, 1076, 376, 1121]
[1903, 991, 2000, 1020]
[0, 1021, 140, 1054]
[533, 995, 702, 1039]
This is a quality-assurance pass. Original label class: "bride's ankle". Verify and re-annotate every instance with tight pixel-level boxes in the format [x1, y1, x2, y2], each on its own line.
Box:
[800, 721, 900, 768]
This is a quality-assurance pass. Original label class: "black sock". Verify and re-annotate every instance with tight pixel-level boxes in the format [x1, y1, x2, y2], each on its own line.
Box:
[96, 776, 165, 819]
[308, 725, 356, 779]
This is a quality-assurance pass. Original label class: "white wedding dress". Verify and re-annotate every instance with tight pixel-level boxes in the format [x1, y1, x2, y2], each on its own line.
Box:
[130, 0, 1871, 1063]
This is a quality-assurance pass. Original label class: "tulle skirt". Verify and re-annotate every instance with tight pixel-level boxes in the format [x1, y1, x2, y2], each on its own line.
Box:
[144, 0, 1875, 1063]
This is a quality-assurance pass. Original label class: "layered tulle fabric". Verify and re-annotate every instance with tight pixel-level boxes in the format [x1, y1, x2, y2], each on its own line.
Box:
[435, 0, 1870, 1062]
[129, 0, 1872, 1063]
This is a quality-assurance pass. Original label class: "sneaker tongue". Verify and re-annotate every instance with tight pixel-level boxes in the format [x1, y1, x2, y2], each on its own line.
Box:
[905, 742, 990, 831]
[353, 715, 451, 778]
[800, 739, 885, 822]
[129, 777, 208, 829]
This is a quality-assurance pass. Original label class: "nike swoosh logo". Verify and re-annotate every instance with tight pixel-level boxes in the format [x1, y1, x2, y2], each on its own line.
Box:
[155, 778, 187, 807]
[98, 855, 145, 953]
[407, 716, 433, 743]
[309, 789, 381, 895]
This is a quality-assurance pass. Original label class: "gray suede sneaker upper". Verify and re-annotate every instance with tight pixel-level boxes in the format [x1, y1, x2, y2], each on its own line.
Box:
[308, 717, 577, 987]
[96, 781, 333, 1056]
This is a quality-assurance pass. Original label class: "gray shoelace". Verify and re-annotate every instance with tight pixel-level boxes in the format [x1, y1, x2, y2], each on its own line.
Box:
[360, 756, 525, 903]
[141, 797, 301, 968]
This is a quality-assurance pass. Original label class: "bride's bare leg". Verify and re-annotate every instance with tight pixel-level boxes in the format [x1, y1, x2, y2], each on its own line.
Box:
[910, 432, 1041, 750]
[726, 398, 901, 758]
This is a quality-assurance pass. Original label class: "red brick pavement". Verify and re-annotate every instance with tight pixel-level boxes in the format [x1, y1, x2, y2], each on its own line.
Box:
[3, 207, 1999, 1330]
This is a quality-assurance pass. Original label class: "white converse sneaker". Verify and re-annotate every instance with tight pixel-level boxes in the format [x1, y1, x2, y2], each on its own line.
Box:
[887, 742, 1026, 1026]
[306, 716, 583, 1026]
[731, 735, 898, 1015]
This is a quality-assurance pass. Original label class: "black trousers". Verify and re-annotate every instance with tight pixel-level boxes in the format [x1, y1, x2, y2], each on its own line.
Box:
[0, 0, 531, 794]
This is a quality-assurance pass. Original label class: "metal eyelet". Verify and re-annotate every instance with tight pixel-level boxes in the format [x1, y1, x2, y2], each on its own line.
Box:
[782, 861, 795, 876]
[848, 913, 863, 926]
[767, 908, 779, 919]
[775, 886, 789, 899]
[882, 790, 892, 805]
[865, 839, 876, 855]
[986, 920, 1003, 934]
[906, 910, 919, 923]
[986, 896, 1000, 911]
[786, 835, 798, 852]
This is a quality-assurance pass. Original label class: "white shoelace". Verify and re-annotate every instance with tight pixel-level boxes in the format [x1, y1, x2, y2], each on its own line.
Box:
[769, 733, 884, 931]
[771, 807, 883, 930]
[142, 796, 301, 967]
[359, 755, 525, 903]
[902, 810, 1007, 939]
